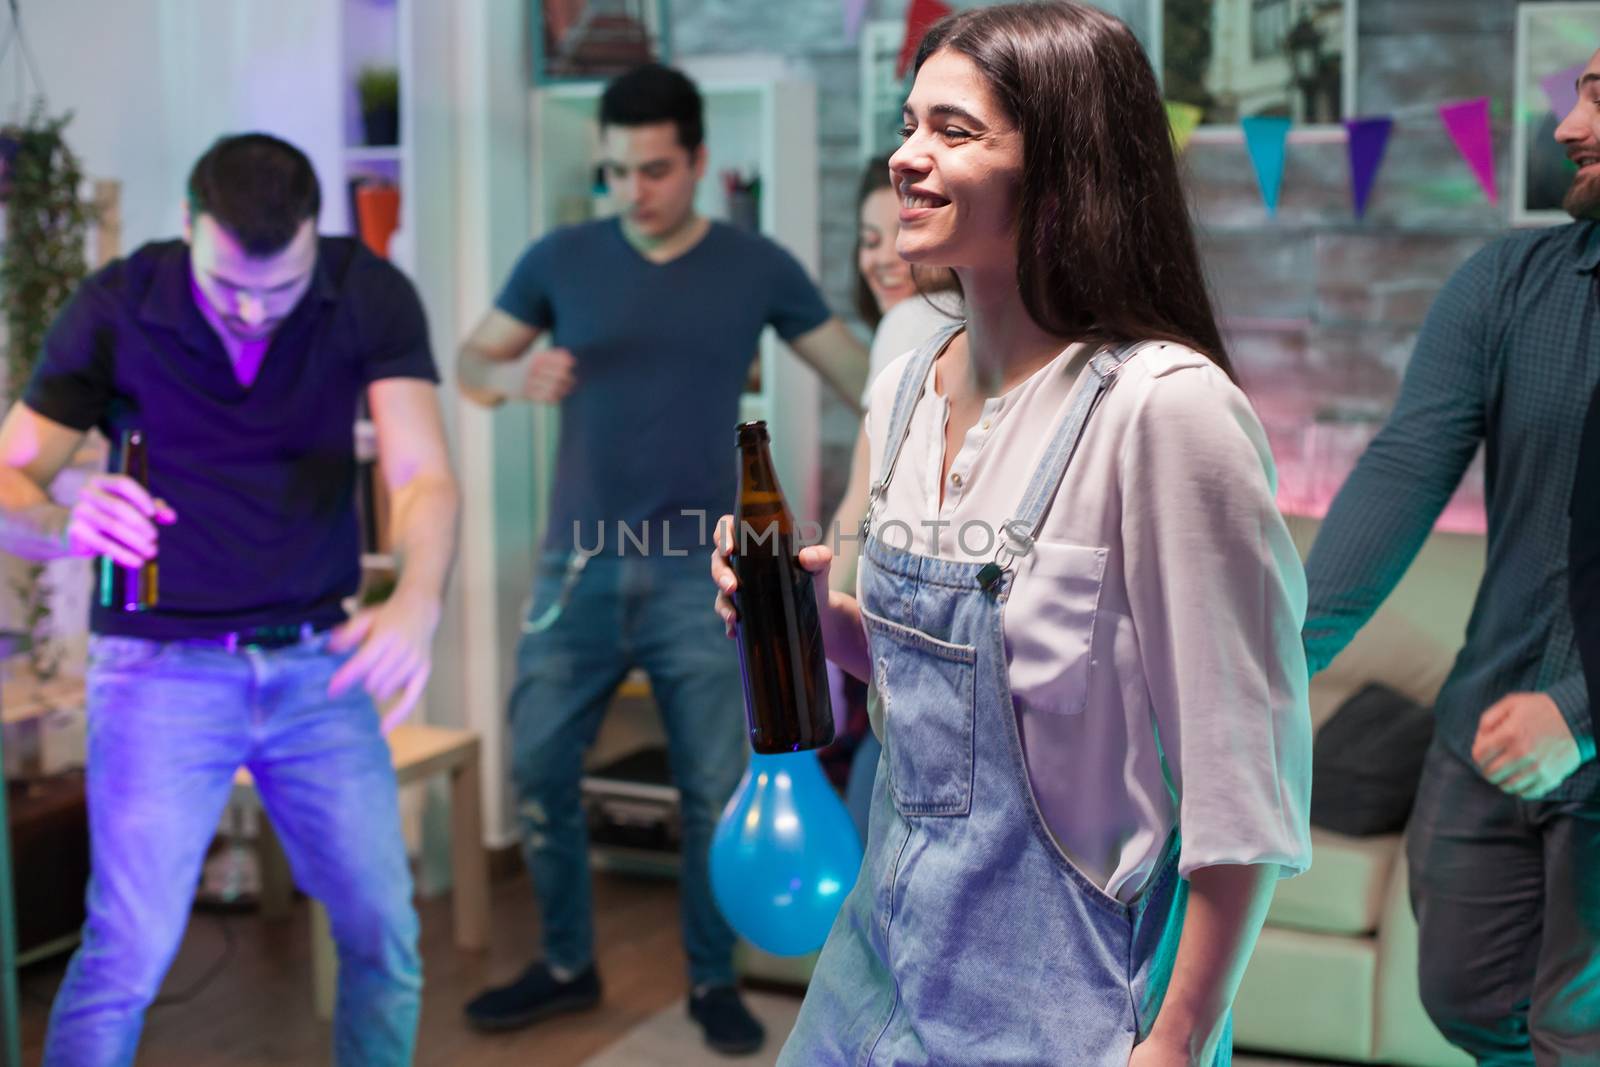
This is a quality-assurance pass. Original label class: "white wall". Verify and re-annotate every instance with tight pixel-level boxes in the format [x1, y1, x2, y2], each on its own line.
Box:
[7, 0, 539, 848]
[7, 0, 345, 248]
[444, 0, 538, 847]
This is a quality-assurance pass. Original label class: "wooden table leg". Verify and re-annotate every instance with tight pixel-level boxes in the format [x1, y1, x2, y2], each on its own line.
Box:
[310, 900, 337, 1021]
[448, 743, 490, 950]
[256, 815, 295, 920]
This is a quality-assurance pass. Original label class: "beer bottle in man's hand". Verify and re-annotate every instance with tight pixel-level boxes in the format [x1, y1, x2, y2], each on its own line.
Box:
[730, 421, 834, 753]
[99, 428, 158, 612]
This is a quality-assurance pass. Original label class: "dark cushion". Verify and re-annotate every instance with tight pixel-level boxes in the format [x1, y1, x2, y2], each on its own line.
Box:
[1310, 683, 1435, 836]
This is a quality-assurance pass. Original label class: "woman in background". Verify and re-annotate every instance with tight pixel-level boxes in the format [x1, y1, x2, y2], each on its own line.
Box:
[715, 4, 1311, 1063]
[853, 158, 963, 393]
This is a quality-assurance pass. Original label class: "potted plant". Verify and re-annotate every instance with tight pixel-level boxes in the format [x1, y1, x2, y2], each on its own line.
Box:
[0, 106, 94, 683]
[357, 66, 401, 147]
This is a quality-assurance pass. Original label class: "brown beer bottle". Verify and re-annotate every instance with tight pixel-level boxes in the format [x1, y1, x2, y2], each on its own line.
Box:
[731, 421, 834, 753]
[99, 428, 158, 612]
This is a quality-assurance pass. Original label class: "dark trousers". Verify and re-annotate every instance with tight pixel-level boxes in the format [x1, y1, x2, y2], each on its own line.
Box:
[1408, 742, 1600, 1065]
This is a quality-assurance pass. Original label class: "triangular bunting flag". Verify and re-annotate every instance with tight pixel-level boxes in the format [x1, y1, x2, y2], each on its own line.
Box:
[1540, 62, 1587, 123]
[896, 0, 952, 79]
[1438, 97, 1498, 205]
[1166, 102, 1203, 153]
[1344, 116, 1393, 218]
[842, 0, 869, 43]
[1241, 115, 1292, 216]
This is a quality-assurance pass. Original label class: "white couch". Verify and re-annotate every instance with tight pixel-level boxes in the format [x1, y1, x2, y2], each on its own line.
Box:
[1229, 516, 1479, 1066]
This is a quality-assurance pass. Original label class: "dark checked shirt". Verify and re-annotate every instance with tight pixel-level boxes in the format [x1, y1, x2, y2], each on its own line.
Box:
[1304, 220, 1600, 803]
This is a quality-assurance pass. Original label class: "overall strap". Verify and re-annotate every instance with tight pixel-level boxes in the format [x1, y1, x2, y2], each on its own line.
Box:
[977, 341, 1144, 591]
[861, 320, 964, 541]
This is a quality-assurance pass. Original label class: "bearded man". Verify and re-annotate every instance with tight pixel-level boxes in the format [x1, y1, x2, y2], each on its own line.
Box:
[1301, 49, 1600, 1063]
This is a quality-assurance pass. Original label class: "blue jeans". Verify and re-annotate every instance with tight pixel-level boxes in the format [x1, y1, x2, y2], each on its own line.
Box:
[44, 632, 421, 1067]
[509, 552, 746, 987]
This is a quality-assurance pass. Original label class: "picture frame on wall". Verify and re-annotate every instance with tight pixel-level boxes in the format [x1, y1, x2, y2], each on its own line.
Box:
[1149, 0, 1358, 131]
[534, 0, 671, 85]
[1512, 2, 1599, 226]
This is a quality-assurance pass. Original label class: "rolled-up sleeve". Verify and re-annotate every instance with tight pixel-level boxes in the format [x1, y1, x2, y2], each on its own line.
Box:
[1120, 363, 1314, 879]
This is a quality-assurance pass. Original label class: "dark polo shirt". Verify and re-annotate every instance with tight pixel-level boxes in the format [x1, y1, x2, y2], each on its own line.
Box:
[24, 237, 437, 639]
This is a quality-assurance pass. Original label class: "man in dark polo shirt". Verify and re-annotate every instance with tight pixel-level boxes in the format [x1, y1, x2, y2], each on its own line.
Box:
[0, 133, 459, 1065]
[458, 64, 865, 1054]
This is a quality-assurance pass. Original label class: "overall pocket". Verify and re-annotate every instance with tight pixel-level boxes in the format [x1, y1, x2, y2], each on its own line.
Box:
[1004, 541, 1107, 716]
[860, 605, 977, 817]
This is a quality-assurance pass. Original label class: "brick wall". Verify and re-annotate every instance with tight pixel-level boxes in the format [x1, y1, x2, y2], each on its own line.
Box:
[673, 0, 1540, 522]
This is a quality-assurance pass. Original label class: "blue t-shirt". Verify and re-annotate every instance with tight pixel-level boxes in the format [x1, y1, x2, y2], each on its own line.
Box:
[496, 218, 831, 553]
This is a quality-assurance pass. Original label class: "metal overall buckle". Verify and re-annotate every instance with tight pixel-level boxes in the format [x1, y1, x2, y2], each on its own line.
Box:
[977, 523, 1031, 593]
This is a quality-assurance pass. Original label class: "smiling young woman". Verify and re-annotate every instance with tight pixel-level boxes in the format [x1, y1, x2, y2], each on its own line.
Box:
[712, 4, 1313, 1065]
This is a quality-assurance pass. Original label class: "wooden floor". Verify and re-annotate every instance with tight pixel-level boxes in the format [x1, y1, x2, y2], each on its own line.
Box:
[20, 867, 706, 1067]
[18, 867, 1352, 1067]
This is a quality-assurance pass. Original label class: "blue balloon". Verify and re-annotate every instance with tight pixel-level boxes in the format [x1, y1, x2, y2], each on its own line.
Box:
[710, 750, 863, 957]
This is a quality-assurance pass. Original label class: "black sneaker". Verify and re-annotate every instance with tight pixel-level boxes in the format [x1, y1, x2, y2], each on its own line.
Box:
[463, 961, 602, 1032]
[688, 985, 765, 1056]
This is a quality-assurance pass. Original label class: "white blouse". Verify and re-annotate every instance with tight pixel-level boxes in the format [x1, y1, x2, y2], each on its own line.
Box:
[861, 339, 1313, 903]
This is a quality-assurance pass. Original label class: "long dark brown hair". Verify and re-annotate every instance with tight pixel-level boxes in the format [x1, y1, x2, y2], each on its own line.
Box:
[914, 2, 1233, 380]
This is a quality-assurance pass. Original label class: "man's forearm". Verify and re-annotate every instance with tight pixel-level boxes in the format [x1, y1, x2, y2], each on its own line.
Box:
[1303, 431, 1473, 673]
[821, 358, 867, 415]
[790, 320, 868, 414]
[387, 473, 460, 606]
[457, 345, 508, 407]
[1146, 863, 1277, 1058]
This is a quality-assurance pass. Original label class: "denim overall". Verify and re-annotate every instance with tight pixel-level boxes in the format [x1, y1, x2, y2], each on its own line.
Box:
[780, 329, 1229, 1066]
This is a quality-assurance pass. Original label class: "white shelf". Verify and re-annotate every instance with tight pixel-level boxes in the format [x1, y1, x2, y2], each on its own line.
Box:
[739, 392, 767, 426]
[345, 144, 403, 161]
[539, 81, 605, 102]
[339, 0, 411, 246]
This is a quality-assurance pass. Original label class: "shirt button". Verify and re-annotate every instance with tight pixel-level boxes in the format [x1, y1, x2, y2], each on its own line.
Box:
[951, 473, 963, 487]
[980, 419, 991, 431]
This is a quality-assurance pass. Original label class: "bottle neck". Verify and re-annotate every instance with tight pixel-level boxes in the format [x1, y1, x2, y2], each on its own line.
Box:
[121, 432, 148, 483]
[736, 442, 793, 531]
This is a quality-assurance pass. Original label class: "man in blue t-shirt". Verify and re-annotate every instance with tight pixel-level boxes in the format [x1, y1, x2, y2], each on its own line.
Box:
[0, 134, 459, 1065]
[459, 64, 865, 1054]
